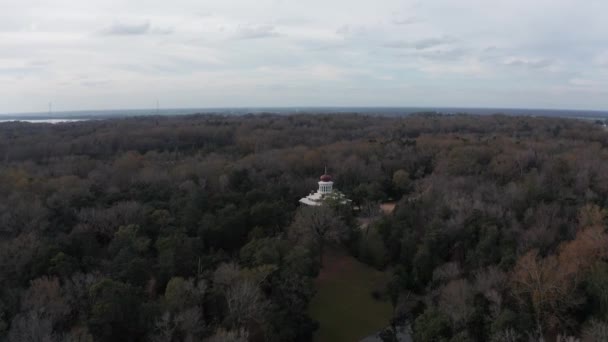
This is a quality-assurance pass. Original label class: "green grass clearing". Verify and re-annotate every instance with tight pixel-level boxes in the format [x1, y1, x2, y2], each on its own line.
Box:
[308, 250, 392, 342]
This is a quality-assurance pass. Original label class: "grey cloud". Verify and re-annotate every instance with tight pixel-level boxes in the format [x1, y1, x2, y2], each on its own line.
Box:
[114, 57, 216, 75]
[394, 47, 468, 62]
[474, 46, 555, 71]
[101, 21, 151, 35]
[315, 44, 348, 51]
[415, 37, 452, 50]
[234, 24, 278, 40]
[418, 48, 468, 61]
[27, 60, 51, 67]
[335, 25, 371, 38]
[336, 25, 351, 35]
[504, 58, 553, 69]
[479, 46, 508, 62]
[384, 36, 455, 50]
[273, 17, 314, 25]
[392, 16, 419, 25]
[150, 27, 174, 35]
[593, 53, 608, 67]
[100, 21, 173, 36]
[4, 0, 608, 113]
[0, 67, 40, 76]
[81, 80, 113, 87]
[383, 41, 410, 49]
[0, 60, 49, 77]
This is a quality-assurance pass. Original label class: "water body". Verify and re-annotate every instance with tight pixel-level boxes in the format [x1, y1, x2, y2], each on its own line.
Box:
[0, 119, 87, 124]
[1, 107, 608, 122]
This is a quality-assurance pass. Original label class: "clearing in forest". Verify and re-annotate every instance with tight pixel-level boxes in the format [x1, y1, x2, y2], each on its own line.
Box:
[309, 249, 392, 342]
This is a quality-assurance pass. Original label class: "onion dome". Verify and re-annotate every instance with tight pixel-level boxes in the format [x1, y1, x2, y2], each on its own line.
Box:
[320, 174, 332, 182]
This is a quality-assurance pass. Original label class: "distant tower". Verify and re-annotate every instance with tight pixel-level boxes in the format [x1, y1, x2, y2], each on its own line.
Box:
[318, 166, 333, 194]
[299, 167, 351, 206]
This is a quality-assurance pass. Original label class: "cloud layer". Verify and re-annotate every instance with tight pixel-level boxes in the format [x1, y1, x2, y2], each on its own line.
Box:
[1, 0, 608, 113]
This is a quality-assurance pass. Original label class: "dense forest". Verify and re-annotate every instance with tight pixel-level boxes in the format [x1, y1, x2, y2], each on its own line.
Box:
[1, 113, 608, 341]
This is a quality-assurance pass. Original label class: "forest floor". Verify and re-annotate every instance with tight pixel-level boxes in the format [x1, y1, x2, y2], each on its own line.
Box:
[308, 249, 392, 342]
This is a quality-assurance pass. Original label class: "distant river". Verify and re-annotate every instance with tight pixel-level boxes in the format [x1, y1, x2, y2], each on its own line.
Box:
[2, 106, 608, 122]
[0, 119, 88, 124]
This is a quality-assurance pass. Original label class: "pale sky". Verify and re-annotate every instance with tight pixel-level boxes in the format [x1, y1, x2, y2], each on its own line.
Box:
[2, 0, 608, 113]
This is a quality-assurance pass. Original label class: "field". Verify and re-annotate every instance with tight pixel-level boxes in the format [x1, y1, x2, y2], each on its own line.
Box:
[308, 249, 393, 342]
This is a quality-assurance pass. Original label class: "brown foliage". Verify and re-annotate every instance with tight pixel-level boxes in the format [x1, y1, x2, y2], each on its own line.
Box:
[437, 278, 474, 326]
[511, 205, 608, 334]
[22, 276, 70, 325]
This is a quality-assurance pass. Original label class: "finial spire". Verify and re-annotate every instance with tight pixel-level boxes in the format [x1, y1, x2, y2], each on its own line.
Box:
[324, 165, 327, 175]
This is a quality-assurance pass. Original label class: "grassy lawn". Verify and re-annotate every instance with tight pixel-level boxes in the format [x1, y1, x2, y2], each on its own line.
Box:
[308, 250, 392, 342]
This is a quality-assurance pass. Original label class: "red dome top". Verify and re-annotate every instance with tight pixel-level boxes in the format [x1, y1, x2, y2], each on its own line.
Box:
[320, 174, 332, 182]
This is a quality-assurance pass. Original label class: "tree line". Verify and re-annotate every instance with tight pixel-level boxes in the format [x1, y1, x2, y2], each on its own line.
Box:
[0, 113, 607, 341]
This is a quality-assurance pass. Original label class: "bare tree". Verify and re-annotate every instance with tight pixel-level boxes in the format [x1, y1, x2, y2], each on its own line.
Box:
[8, 311, 57, 342]
[212, 262, 272, 331]
[359, 200, 381, 235]
[432, 262, 462, 284]
[175, 307, 203, 341]
[0, 233, 41, 285]
[474, 267, 507, 317]
[22, 276, 70, 325]
[61, 273, 102, 320]
[151, 312, 177, 342]
[289, 205, 347, 266]
[511, 250, 562, 337]
[151, 307, 204, 342]
[582, 319, 608, 342]
[61, 326, 94, 342]
[158, 276, 206, 341]
[490, 328, 521, 342]
[205, 328, 248, 342]
[76, 201, 143, 238]
[213, 262, 241, 289]
[437, 278, 473, 327]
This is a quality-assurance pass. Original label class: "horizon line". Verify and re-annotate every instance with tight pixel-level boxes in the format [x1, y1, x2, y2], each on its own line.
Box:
[3, 105, 608, 117]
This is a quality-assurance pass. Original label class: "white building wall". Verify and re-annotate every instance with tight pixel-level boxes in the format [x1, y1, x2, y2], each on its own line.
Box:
[318, 181, 333, 194]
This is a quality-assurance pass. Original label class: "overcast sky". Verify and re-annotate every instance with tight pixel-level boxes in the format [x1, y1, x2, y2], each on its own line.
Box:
[2, 0, 608, 113]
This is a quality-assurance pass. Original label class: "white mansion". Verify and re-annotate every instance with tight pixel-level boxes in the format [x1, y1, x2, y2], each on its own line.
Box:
[299, 168, 352, 206]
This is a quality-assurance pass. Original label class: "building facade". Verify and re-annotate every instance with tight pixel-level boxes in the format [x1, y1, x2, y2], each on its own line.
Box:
[299, 168, 351, 206]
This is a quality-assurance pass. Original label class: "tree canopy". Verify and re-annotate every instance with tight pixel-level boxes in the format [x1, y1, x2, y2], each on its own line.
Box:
[0, 113, 608, 341]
